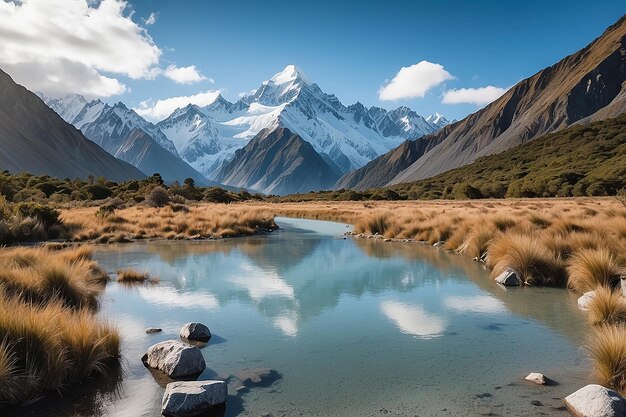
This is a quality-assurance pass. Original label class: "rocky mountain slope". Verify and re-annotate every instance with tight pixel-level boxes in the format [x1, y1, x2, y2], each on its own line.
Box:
[214, 127, 341, 195]
[44, 95, 208, 184]
[339, 14, 626, 190]
[0, 69, 144, 181]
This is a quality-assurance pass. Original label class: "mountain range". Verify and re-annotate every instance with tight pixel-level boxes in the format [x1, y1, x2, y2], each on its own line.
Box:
[338, 14, 626, 190]
[41, 65, 448, 193]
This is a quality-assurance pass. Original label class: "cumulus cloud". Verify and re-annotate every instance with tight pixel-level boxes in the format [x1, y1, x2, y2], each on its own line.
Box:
[0, 0, 211, 98]
[143, 11, 157, 25]
[442, 86, 508, 106]
[379, 61, 454, 101]
[163, 64, 209, 84]
[0, 0, 162, 97]
[134, 90, 222, 121]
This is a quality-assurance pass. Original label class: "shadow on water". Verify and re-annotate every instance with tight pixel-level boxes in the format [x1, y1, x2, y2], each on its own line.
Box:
[8, 361, 124, 417]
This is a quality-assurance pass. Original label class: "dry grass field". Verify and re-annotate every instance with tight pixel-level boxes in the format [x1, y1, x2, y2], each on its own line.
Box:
[61, 204, 278, 243]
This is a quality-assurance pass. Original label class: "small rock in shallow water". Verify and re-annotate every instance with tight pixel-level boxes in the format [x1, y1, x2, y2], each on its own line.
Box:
[564, 384, 626, 417]
[145, 327, 162, 334]
[180, 322, 211, 342]
[161, 380, 227, 417]
[494, 268, 522, 286]
[525, 372, 546, 385]
[531, 400, 543, 406]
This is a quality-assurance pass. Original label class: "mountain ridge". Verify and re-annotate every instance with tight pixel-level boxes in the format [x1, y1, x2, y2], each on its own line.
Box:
[338, 14, 626, 190]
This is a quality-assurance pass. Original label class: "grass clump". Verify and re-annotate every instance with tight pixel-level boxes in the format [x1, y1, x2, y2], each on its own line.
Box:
[0, 246, 119, 405]
[586, 286, 626, 326]
[116, 269, 157, 284]
[487, 233, 566, 286]
[587, 325, 626, 393]
[567, 248, 623, 293]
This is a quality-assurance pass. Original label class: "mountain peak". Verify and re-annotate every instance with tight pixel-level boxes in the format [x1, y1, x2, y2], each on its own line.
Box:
[270, 64, 310, 85]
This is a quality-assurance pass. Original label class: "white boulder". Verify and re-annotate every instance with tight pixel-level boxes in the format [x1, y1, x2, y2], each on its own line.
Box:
[142, 340, 206, 378]
[162, 380, 227, 417]
[564, 384, 626, 417]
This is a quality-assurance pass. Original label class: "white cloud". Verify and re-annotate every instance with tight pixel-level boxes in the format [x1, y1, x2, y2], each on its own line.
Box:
[0, 0, 162, 97]
[442, 86, 508, 106]
[134, 89, 222, 121]
[163, 64, 209, 84]
[143, 11, 157, 25]
[379, 61, 454, 101]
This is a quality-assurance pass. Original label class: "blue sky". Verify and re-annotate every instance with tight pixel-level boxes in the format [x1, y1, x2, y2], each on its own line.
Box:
[1, 0, 624, 121]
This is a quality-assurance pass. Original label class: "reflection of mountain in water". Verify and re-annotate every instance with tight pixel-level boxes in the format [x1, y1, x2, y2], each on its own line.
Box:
[97, 226, 585, 344]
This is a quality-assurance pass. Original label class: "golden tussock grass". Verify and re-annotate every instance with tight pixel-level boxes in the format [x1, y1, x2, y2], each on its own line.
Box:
[0, 246, 119, 405]
[586, 287, 626, 326]
[61, 204, 278, 243]
[567, 248, 623, 293]
[587, 325, 626, 393]
[116, 268, 158, 284]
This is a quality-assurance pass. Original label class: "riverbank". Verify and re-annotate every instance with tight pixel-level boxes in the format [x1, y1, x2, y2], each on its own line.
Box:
[0, 245, 119, 405]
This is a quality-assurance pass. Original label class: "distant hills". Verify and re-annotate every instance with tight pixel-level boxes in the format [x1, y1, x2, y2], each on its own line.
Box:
[338, 14, 626, 190]
[390, 114, 626, 199]
[0, 69, 144, 182]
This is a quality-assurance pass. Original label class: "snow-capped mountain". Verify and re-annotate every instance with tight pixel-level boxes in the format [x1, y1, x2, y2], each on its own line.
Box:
[45, 94, 179, 156]
[426, 112, 452, 129]
[155, 65, 448, 179]
[42, 94, 209, 184]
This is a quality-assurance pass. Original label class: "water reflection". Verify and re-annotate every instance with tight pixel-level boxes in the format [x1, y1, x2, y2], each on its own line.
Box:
[443, 295, 505, 314]
[380, 301, 446, 338]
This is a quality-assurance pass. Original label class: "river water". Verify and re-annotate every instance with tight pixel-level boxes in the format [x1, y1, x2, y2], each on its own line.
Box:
[19, 217, 591, 416]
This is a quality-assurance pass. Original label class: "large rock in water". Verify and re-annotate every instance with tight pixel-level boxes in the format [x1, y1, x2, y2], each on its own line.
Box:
[494, 268, 522, 286]
[142, 340, 206, 378]
[162, 380, 227, 417]
[564, 384, 626, 417]
[180, 322, 212, 342]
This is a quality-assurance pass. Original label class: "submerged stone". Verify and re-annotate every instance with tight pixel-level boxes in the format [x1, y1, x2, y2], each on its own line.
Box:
[145, 327, 162, 334]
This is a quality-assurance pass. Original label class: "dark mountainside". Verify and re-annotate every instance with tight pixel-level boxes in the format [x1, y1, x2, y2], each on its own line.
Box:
[0, 69, 144, 181]
[215, 127, 342, 195]
[338, 14, 626, 190]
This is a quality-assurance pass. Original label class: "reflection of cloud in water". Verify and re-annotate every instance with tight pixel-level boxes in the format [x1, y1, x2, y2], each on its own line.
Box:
[273, 314, 299, 337]
[444, 295, 505, 313]
[228, 263, 295, 301]
[138, 286, 219, 310]
[380, 301, 446, 339]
